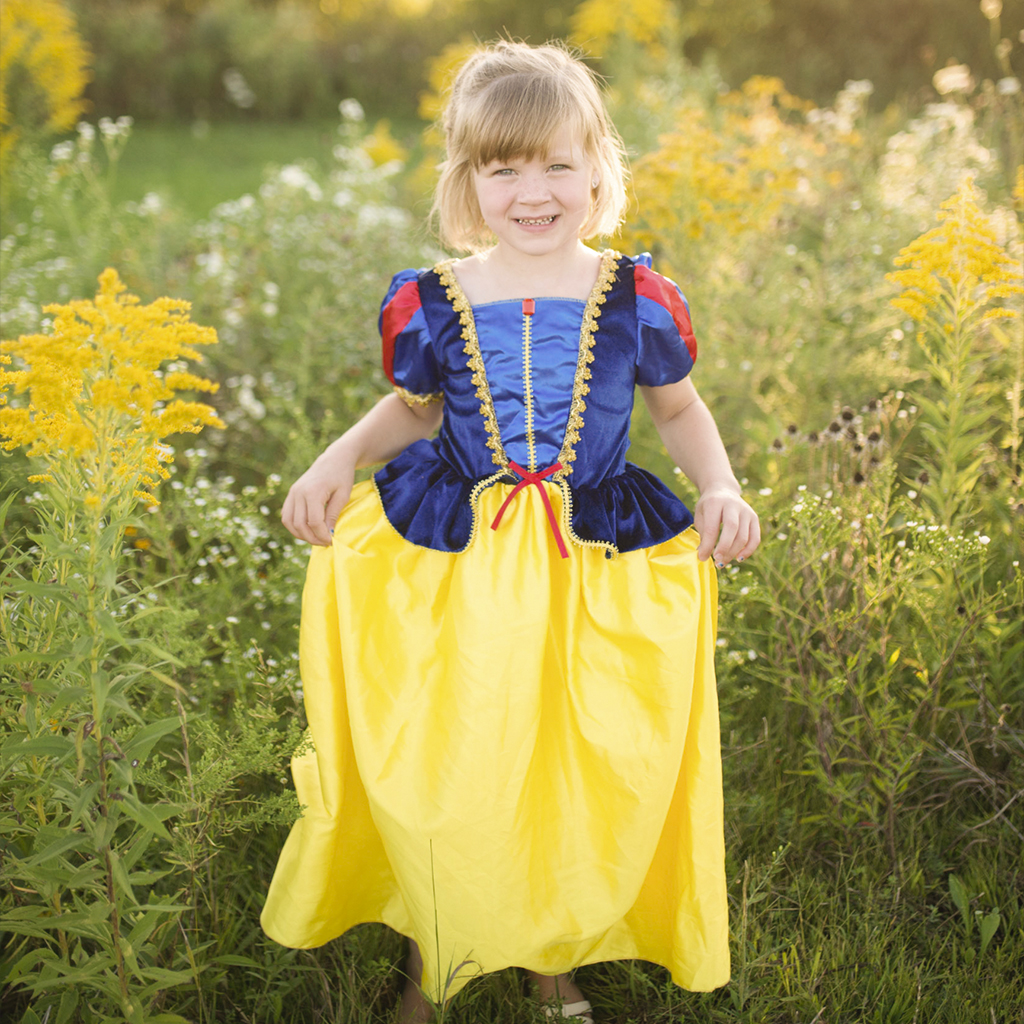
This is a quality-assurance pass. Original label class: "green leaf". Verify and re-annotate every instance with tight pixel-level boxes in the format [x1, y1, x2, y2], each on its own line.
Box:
[24, 831, 90, 867]
[55, 988, 79, 1024]
[948, 874, 971, 935]
[116, 791, 178, 841]
[121, 716, 181, 761]
[1, 734, 75, 765]
[139, 966, 199, 985]
[214, 954, 263, 968]
[108, 849, 136, 904]
[979, 908, 1000, 957]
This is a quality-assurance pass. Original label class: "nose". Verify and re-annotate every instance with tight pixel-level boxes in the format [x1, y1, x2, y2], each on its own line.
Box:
[517, 169, 551, 203]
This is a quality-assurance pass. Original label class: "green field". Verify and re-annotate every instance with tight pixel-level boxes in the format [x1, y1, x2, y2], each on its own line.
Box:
[109, 120, 346, 217]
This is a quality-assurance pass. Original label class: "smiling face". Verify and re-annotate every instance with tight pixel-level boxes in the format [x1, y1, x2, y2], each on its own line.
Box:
[471, 124, 596, 260]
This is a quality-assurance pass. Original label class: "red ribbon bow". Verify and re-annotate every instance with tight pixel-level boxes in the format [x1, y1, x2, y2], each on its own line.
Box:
[490, 461, 569, 559]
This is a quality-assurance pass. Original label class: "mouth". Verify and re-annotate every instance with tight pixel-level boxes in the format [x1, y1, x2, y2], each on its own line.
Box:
[515, 215, 556, 226]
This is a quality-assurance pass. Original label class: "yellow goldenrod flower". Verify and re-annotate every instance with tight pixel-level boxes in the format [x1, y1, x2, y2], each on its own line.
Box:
[570, 0, 676, 58]
[615, 81, 818, 270]
[888, 176, 1023, 328]
[360, 119, 408, 166]
[0, 268, 224, 508]
[0, 0, 91, 170]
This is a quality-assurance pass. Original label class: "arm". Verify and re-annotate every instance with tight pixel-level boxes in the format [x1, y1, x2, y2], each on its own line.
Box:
[281, 393, 443, 546]
[640, 377, 760, 564]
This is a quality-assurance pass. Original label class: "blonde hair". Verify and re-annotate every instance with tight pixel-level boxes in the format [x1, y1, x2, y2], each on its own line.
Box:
[432, 40, 629, 253]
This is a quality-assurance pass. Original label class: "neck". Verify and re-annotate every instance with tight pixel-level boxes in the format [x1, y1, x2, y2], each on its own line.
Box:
[479, 241, 601, 296]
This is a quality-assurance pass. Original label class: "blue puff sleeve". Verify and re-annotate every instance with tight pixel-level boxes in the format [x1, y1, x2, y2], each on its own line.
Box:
[633, 254, 698, 387]
[379, 269, 442, 406]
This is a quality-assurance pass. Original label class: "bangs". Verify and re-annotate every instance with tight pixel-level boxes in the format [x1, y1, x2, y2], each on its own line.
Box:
[458, 75, 593, 167]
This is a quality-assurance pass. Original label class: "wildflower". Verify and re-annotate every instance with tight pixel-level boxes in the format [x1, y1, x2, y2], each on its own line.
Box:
[825, 421, 844, 441]
[933, 64, 975, 96]
[223, 67, 256, 109]
[570, 0, 677, 59]
[0, 269, 223, 508]
[338, 98, 365, 122]
[785, 423, 799, 437]
[0, 0, 91, 170]
[361, 119, 408, 167]
[888, 177, 1023, 327]
[866, 429, 882, 448]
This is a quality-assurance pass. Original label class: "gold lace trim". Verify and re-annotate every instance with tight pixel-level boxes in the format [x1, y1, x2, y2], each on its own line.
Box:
[556, 478, 619, 559]
[434, 260, 508, 469]
[394, 385, 443, 408]
[553, 249, 619, 480]
[373, 469, 507, 554]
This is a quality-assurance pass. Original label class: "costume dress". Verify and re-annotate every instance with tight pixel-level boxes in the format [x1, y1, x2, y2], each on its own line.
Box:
[261, 250, 730, 999]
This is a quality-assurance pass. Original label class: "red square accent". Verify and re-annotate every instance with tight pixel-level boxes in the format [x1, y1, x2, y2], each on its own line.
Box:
[522, 298, 535, 316]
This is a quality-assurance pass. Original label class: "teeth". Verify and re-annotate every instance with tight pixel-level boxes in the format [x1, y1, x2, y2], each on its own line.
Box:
[517, 216, 555, 225]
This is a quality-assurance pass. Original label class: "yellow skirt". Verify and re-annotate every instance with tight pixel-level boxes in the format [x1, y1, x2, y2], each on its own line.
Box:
[261, 479, 729, 1000]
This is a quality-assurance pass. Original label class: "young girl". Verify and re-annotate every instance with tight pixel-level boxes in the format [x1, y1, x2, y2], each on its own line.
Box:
[261, 40, 760, 1024]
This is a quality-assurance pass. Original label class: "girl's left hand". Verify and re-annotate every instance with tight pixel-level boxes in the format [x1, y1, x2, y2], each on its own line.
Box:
[694, 486, 761, 566]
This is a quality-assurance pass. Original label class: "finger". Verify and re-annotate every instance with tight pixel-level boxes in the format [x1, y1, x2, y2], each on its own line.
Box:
[736, 513, 762, 561]
[713, 504, 744, 561]
[281, 489, 305, 542]
[323, 490, 348, 537]
[304, 493, 334, 547]
[694, 503, 717, 561]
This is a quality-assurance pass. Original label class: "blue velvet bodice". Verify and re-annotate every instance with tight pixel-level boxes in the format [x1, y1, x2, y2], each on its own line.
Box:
[375, 250, 698, 556]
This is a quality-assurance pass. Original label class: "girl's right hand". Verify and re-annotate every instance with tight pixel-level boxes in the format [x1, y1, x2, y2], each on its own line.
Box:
[281, 453, 356, 547]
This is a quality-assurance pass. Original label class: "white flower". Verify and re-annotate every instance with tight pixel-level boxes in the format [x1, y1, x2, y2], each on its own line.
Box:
[50, 141, 75, 162]
[76, 121, 95, 143]
[758, 487, 773, 496]
[339, 98, 365, 122]
[979, 535, 991, 545]
[138, 192, 163, 215]
[996, 77, 1021, 96]
[933, 64, 975, 96]
[223, 67, 256, 108]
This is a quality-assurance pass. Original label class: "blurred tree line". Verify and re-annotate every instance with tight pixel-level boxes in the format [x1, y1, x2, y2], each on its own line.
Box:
[69, 0, 1023, 123]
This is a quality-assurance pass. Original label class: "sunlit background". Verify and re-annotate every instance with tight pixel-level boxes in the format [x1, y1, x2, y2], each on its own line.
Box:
[1, 3, 1022, 1023]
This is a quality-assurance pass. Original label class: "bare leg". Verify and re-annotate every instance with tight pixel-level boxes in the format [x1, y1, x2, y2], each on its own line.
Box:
[525, 969, 589, 1014]
[398, 940, 434, 1024]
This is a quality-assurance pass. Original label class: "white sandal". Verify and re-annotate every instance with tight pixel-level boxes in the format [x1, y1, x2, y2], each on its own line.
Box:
[541, 999, 594, 1023]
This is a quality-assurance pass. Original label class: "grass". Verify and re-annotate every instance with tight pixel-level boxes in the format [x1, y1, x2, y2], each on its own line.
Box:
[108, 119, 345, 218]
